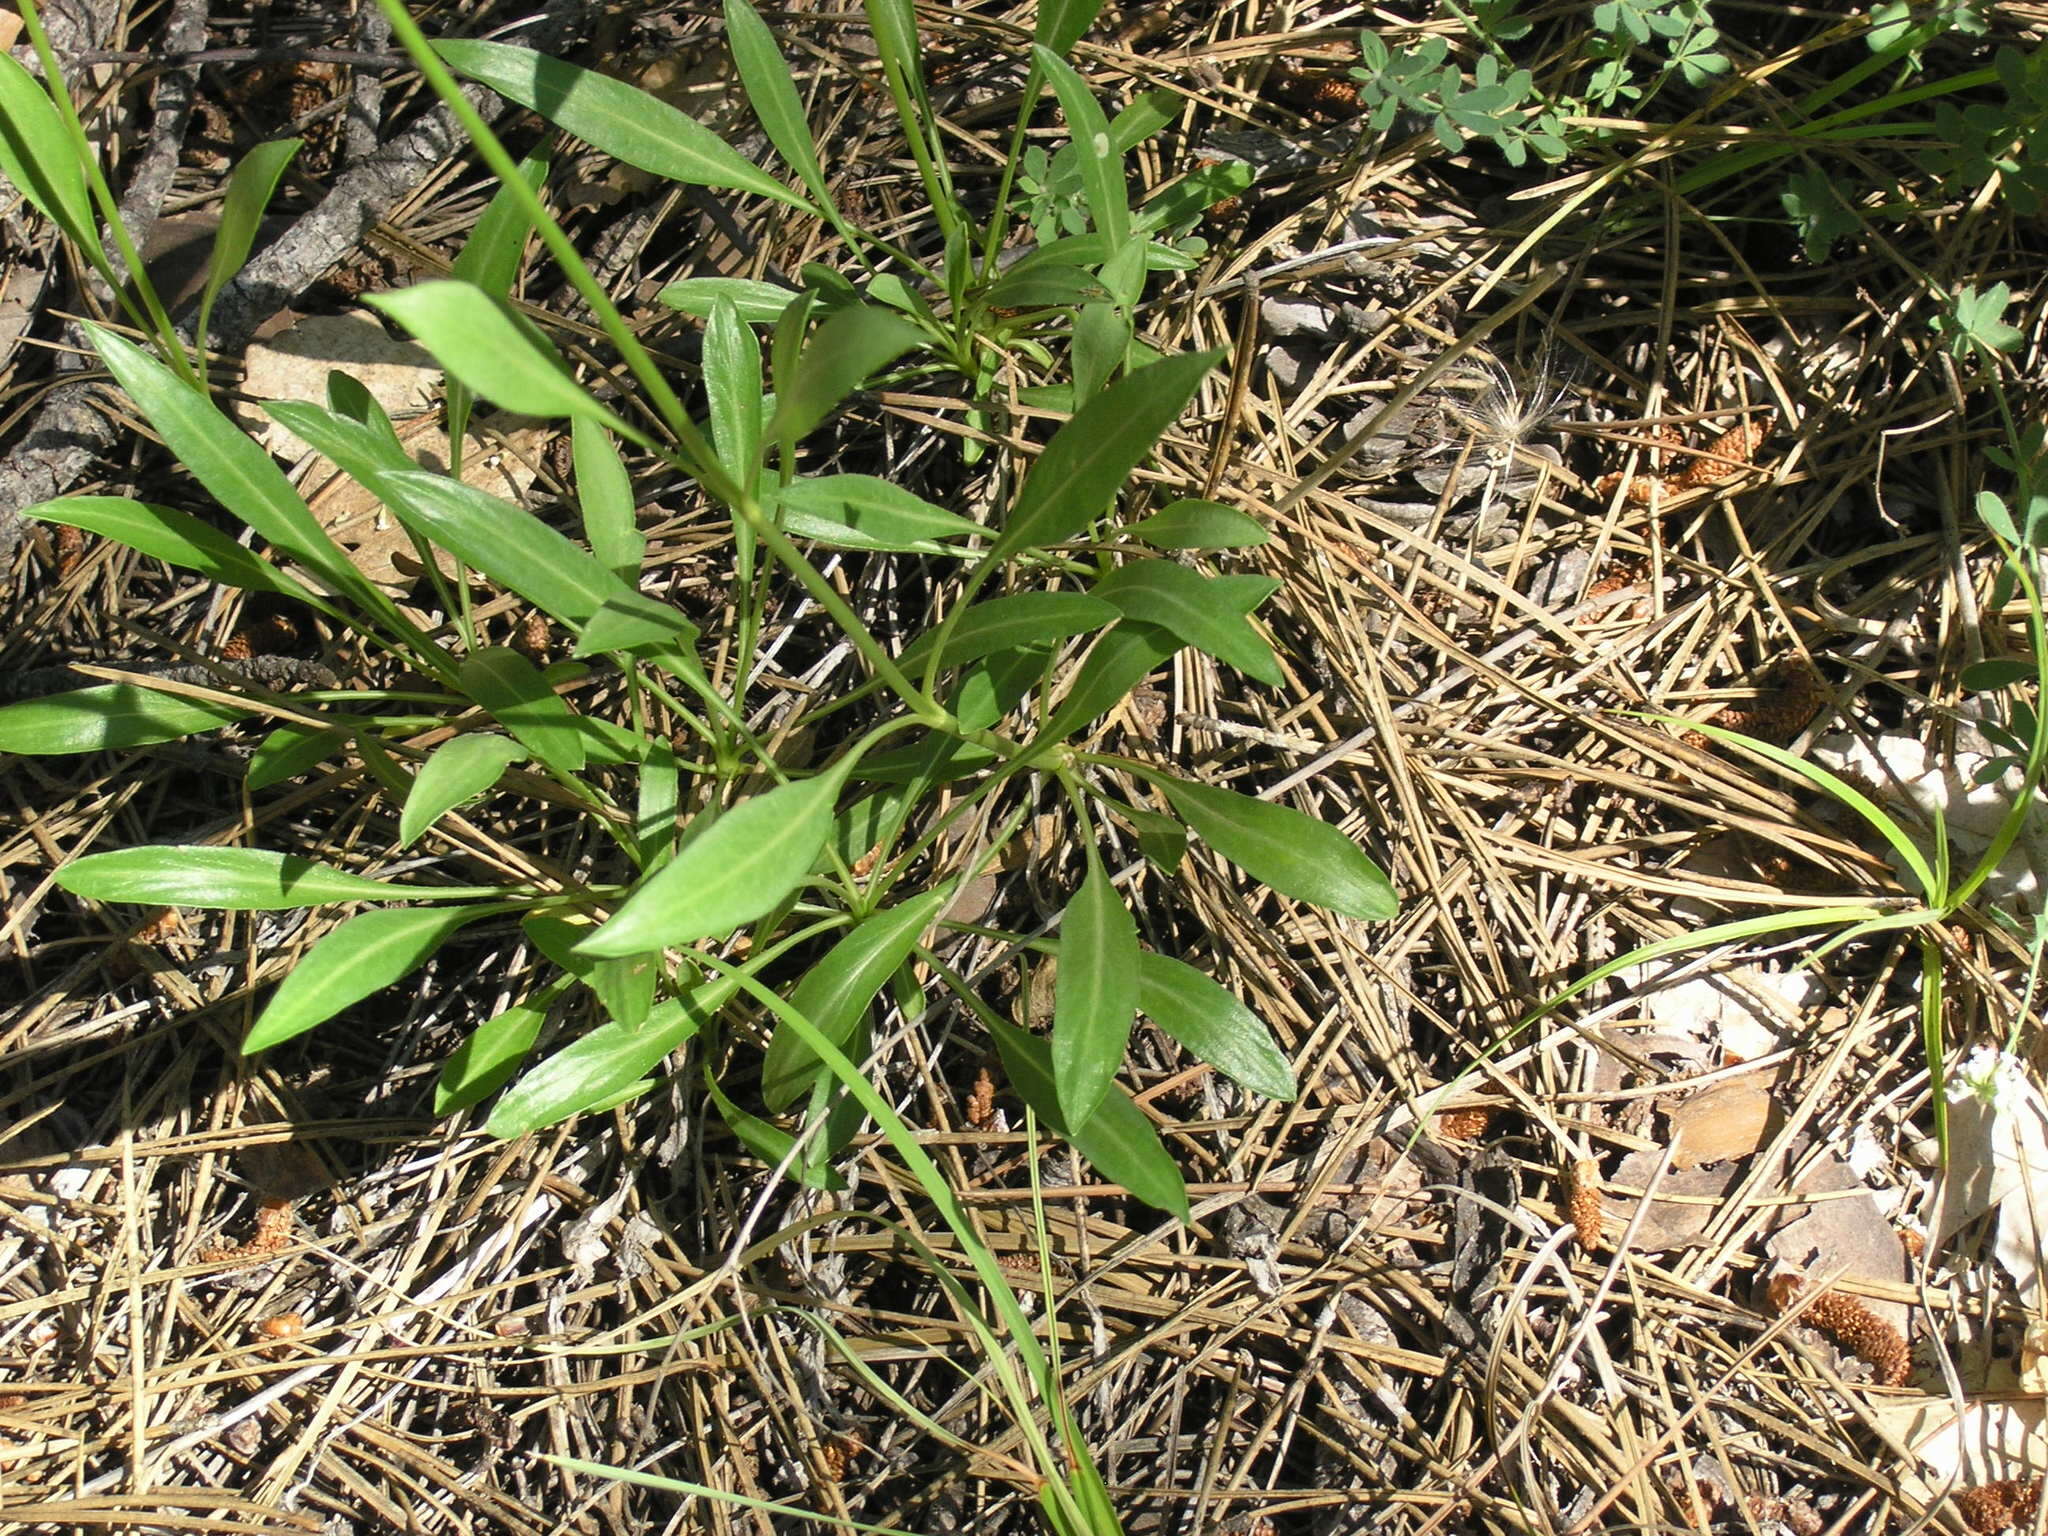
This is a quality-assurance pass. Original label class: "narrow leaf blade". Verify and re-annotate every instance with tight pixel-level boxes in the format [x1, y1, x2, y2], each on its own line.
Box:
[0, 684, 248, 754]
[1136, 952, 1294, 1100]
[56, 847, 432, 909]
[245, 904, 488, 1051]
[1051, 861, 1138, 1128]
[1155, 776, 1397, 920]
[581, 774, 839, 955]
[401, 733, 526, 847]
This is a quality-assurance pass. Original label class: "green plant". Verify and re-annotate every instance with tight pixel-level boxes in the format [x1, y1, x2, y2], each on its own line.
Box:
[1494, 283, 2045, 1160]
[1, 0, 1396, 1219]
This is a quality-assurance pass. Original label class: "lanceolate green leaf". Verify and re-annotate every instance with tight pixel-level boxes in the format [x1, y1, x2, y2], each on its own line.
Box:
[25, 497, 328, 609]
[1034, 0, 1105, 54]
[1136, 952, 1295, 1100]
[767, 304, 926, 443]
[659, 277, 801, 324]
[1041, 575, 1274, 739]
[760, 885, 953, 1110]
[434, 39, 817, 213]
[374, 470, 686, 636]
[85, 325, 379, 609]
[56, 847, 500, 908]
[573, 419, 644, 583]
[485, 990, 712, 1137]
[1094, 559, 1282, 685]
[703, 296, 765, 491]
[244, 903, 494, 1052]
[0, 684, 248, 754]
[898, 591, 1118, 673]
[246, 724, 349, 791]
[435, 975, 569, 1115]
[1151, 775, 1398, 921]
[367, 281, 633, 431]
[776, 474, 983, 553]
[988, 1015, 1188, 1222]
[459, 648, 588, 777]
[1051, 858, 1138, 1128]
[724, 0, 837, 215]
[1128, 498, 1270, 550]
[580, 772, 844, 956]
[400, 733, 526, 847]
[196, 138, 301, 356]
[1034, 46, 1128, 251]
[0, 52, 98, 253]
[988, 348, 1221, 563]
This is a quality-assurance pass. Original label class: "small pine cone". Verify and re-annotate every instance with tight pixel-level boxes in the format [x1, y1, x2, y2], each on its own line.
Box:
[1308, 76, 1360, 114]
[1436, 1107, 1495, 1140]
[220, 628, 254, 661]
[1768, 1274, 1911, 1386]
[53, 522, 86, 577]
[1567, 1158, 1603, 1249]
[1956, 1478, 2044, 1533]
[513, 611, 550, 663]
[966, 1065, 997, 1131]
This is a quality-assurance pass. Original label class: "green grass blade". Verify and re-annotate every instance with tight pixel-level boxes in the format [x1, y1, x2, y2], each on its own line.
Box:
[1664, 715, 1941, 900]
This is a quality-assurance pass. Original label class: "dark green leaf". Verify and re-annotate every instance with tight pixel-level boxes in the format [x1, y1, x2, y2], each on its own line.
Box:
[1153, 776, 1397, 920]
[0, 684, 248, 754]
[898, 591, 1118, 673]
[580, 772, 842, 955]
[196, 139, 301, 352]
[761, 885, 952, 1109]
[1136, 952, 1294, 1100]
[988, 1016, 1189, 1222]
[1094, 559, 1282, 685]
[988, 348, 1221, 562]
[1033, 0, 1105, 54]
[953, 643, 1051, 733]
[1963, 658, 2035, 691]
[246, 724, 349, 791]
[460, 647, 588, 776]
[434, 39, 815, 211]
[1051, 859, 1138, 1128]
[766, 304, 926, 443]
[244, 904, 491, 1051]
[979, 266, 1111, 312]
[435, 976, 567, 1115]
[1128, 498, 1270, 550]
